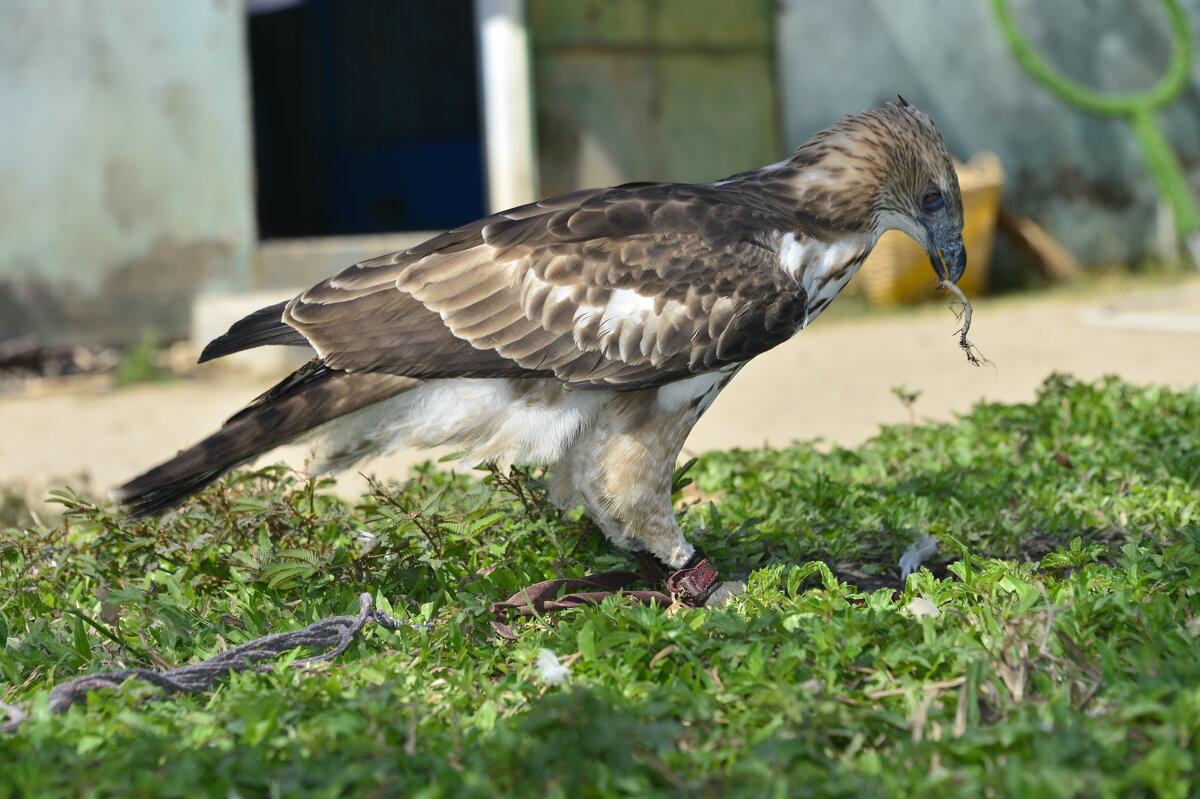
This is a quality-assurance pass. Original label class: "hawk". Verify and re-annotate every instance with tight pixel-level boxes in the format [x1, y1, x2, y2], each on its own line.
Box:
[115, 99, 966, 606]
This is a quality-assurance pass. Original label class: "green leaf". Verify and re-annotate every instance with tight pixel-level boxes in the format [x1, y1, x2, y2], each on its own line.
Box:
[473, 699, 498, 732]
[276, 548, 321, 567]
[577, 620, 597, 661]
[71, 614, 89, 661]
[264, 562, 317, 591]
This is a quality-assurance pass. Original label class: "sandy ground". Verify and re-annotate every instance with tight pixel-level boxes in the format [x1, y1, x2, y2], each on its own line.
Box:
[2, 277, 1198, 515]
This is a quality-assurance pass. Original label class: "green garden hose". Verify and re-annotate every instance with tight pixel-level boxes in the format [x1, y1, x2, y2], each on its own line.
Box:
[990, 0, 1199, 259]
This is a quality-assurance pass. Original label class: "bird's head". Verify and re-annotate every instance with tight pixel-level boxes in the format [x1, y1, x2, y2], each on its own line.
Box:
[787, 98, 966, 283]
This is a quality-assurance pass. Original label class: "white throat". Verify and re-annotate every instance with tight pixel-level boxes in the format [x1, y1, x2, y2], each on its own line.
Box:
[775, 230, 874, 327]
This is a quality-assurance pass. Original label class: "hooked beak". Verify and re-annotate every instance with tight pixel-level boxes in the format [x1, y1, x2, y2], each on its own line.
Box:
[926, 225, 966, 283]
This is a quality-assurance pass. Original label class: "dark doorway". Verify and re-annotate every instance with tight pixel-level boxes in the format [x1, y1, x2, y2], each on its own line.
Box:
[247, 0, 485, 238]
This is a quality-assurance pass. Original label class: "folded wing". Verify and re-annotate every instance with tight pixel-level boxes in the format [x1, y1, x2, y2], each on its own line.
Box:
[283, 182, 811, 390]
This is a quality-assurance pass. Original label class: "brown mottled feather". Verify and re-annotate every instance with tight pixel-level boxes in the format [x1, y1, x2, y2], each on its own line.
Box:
[283, 183, 812, 390]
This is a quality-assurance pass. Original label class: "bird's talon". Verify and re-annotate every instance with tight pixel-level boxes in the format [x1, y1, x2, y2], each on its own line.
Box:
[704, 580, 746, 607]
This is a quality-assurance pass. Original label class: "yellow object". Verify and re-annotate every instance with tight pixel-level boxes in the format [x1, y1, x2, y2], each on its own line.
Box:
[855, 152, 1004, 307]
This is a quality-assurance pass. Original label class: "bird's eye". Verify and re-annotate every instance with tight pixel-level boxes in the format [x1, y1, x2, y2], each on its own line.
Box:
[922, 189, 944, 212]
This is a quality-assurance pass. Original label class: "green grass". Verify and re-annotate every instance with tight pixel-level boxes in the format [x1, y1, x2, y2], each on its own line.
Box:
[112, 329, 176, 388]
[1, 375, 1198, 798]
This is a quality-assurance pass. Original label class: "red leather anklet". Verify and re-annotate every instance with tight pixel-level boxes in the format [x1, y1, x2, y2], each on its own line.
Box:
[666, 550, 720, 606]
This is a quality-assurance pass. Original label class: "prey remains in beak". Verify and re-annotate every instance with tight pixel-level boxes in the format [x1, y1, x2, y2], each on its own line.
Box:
[927, 231, 966, 284]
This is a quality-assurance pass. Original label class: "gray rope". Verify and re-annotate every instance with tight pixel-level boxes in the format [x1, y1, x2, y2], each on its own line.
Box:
[0, 593, 422, 734]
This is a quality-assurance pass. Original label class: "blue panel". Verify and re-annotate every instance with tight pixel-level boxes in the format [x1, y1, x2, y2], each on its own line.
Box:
[330, 137, 486, 233]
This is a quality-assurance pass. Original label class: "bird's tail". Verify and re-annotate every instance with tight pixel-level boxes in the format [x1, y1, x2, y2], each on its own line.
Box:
[112, 361, 419, 517]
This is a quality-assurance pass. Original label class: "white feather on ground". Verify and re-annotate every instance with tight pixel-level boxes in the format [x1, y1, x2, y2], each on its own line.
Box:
[535, 649, 571, 686]
[899, 535, 939, 580]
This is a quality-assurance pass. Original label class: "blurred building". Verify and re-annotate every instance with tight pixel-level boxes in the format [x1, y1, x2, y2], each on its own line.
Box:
[0, 0, 1197, 345]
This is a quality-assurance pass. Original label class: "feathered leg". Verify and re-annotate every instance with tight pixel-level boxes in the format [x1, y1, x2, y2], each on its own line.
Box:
[550, 389, 742, 606]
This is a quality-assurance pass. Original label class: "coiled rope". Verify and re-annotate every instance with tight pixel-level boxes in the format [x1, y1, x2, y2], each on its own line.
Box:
[0, 593, 420, 734]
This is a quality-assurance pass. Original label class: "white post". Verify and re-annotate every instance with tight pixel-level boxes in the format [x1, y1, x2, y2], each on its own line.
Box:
[474, 0, 539, 213]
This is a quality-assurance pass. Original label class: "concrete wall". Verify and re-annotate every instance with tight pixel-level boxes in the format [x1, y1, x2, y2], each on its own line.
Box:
[529, 0, 779, 196]
[0, 0, 255, 346]
[777, 0, 1200, 271]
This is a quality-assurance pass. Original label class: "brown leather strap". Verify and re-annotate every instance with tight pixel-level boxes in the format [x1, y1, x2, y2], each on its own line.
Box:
[490, 550, 725, 638]
[489, 570, 671, 639]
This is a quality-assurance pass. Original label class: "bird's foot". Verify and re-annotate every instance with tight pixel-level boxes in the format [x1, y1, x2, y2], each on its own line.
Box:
[704, 580, 746, 607]
[634, 549, 670, 584]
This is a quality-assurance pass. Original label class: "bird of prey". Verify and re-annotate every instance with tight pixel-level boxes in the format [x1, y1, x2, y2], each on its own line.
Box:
[114, 99, 965, 607]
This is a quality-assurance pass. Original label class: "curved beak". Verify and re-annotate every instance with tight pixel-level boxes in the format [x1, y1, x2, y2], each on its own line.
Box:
[926, 224, 966, 283]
